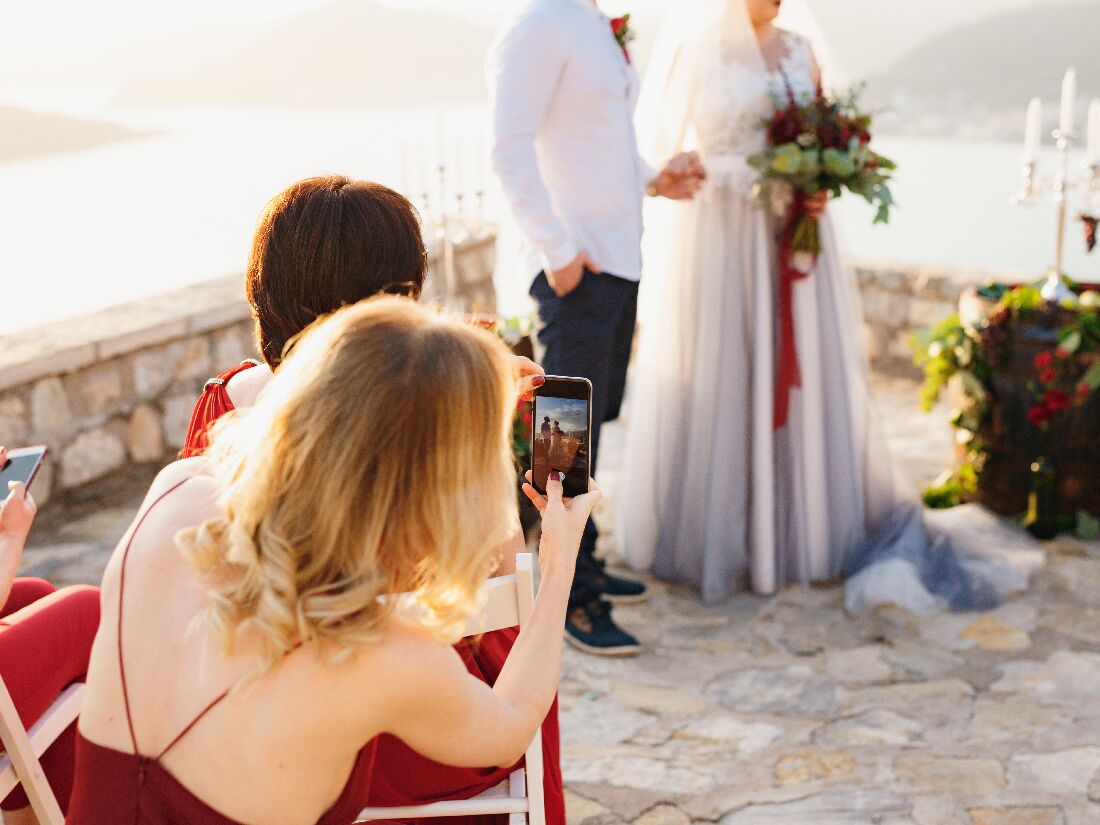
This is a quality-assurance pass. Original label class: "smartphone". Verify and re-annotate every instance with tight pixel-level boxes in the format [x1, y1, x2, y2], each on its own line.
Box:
[0, 446, 48, 492]
[531, 376, 592, 498]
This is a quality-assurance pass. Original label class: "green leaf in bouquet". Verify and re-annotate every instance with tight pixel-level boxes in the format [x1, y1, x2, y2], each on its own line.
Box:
[746, 150, 768, 173]
[822, 148, 856, 179]
[846, 180, 874, 203]
[874, 202, 891, 224]
[770, 143, 803, 175]
[799, 148, 821, 178]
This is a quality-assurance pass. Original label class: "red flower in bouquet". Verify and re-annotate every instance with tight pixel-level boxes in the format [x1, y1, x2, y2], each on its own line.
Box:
[1034, 351, 1054, 370]
[610, 14, 635, 63]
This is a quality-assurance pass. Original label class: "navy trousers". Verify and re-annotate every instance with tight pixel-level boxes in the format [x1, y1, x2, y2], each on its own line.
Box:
[530, 269, 639, 607]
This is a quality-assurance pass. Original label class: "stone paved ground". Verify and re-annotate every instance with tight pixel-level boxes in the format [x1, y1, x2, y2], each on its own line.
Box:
[20, 375, 1100, 825]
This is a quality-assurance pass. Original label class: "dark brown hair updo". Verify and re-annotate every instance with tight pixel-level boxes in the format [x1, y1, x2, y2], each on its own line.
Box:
[246, 175, 428, 367]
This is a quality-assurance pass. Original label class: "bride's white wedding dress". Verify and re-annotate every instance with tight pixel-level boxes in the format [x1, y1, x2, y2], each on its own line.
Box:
[618, 27, 1043, 609]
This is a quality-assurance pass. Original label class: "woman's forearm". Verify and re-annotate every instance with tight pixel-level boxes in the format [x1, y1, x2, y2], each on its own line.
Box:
[490, 554, 572, 733]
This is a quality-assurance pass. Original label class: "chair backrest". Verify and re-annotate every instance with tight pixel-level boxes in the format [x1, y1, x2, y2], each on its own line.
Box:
[358, 552, 545, 825]
[0, 674, 84, 825]
[461, 553, 537, 636]
[459, 553, 543, 825]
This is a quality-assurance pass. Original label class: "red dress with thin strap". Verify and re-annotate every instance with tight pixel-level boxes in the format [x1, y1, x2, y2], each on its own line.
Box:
[177, 362, 565, 825]
[66, 478, 380, 825]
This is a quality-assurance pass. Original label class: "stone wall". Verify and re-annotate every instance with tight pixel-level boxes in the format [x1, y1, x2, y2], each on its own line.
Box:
[0, 235, 496, 513]
[2, 243, 1011, 515]
[853, 261, 1018, 373]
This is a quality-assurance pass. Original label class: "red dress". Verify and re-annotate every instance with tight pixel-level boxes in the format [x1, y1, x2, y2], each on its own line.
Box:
[180, 363, 565, 825]
[0, 579, 100, 813]
[66, 478, 380, 825]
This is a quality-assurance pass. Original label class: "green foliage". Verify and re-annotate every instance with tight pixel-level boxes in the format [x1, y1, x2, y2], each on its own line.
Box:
[822, 147, 856, 178]
[911, 314, 986, 415]
[1000, 285, 1043, 315]
[770, 143, 804, 175]
[1078, 510, 1100, 541]
[916, 282, 1100, 509]
[922, 463, 979, 509]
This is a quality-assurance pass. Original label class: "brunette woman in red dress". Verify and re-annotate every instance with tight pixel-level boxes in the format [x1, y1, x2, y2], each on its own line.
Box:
[0, 448, 100, 825]
[180, 176, 563, 825]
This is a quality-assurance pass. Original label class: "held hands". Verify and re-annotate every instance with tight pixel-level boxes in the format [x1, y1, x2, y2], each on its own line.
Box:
[547, 251, 598, 298]
[651, 151, 707, 201]
[521, 470, 602, 577]
[0, 447, 37, 550]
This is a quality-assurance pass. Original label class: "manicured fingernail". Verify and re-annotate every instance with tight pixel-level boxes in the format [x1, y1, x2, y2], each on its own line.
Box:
[549, 470, 561, 482]
[533, 376, 545, 387]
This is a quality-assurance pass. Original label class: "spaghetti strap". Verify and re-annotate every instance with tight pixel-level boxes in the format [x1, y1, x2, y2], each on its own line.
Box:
[116, 474, 213, 758]
[154, 689, 232, 761]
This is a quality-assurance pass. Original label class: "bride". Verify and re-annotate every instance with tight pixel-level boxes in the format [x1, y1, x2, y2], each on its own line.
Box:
[618, 0, 1042, 609]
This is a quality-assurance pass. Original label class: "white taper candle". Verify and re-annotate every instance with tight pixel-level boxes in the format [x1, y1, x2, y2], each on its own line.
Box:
[1024, 96, 1042, 162]
[1088, 99, 1100, 164]
[1059, 67, 1077, 134]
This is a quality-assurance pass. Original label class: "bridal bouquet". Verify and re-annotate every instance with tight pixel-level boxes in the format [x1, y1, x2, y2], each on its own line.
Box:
[748, 84, 896, 272]
[748, 84, 895, 430]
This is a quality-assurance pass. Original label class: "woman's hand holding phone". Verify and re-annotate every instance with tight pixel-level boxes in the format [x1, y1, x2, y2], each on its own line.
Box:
[0, 446, 37, 547]
[512, 355, 545, 401]
[521, 469, 601, 580]
[0, 447, 38, 605]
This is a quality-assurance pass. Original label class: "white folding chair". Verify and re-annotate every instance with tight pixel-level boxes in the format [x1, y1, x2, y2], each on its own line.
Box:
[0, 674, 84, 825]
[356, 552, 545, 825]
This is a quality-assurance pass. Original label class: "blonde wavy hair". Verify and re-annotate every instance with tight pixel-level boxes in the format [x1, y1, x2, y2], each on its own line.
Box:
[178, 296, 518, 672]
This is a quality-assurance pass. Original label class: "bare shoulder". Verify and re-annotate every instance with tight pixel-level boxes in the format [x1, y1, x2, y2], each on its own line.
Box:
[143, 459, 218, 518]
[326, 616, 467, 736]
[356, 617, 465, 697]
[225, 364, 272, 410]
[103, 460, 219, 584]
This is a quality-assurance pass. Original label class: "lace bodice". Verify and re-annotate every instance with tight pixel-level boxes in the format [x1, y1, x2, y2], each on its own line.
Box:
[692, 32, 816, 191]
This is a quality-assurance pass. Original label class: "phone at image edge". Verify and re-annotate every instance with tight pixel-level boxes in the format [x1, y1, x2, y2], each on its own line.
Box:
[0, 446, 48, 493]
[531, 376, 592, 498]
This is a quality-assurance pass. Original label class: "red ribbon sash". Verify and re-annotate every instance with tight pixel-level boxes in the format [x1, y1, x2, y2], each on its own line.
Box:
[774, 193, 814, 431]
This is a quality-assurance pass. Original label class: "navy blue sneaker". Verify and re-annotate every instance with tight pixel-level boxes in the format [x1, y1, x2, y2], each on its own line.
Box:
[594, 566, 649, 604]
[565, 600, 640, 656]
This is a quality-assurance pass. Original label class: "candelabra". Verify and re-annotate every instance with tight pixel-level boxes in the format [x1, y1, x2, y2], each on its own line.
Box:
[416, 161, 496, 308]
[1011, 71, 1100, 302]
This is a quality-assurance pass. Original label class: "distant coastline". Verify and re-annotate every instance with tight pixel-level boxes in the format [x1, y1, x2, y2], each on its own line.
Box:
[0, 105, 145, 162]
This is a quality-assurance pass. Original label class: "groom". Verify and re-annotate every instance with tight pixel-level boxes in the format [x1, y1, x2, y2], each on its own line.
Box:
[488, 0, 704, 655]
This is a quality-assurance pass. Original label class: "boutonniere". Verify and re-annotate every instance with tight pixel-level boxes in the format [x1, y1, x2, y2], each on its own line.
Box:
[610, 14, 635, 64]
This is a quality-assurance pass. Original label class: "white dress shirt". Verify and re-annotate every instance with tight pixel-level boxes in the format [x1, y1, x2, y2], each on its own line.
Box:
[488, 0, 656, 284]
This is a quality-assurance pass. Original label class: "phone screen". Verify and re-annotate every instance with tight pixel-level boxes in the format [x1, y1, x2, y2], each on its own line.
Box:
[0, 447, 47, 491]
[532, 377, 592, 498]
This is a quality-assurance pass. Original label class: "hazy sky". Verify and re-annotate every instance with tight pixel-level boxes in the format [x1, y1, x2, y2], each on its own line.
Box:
[1, 0, 505, 53]
[2, 0, 1077, 82]
[2, 0, 1057, 54]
